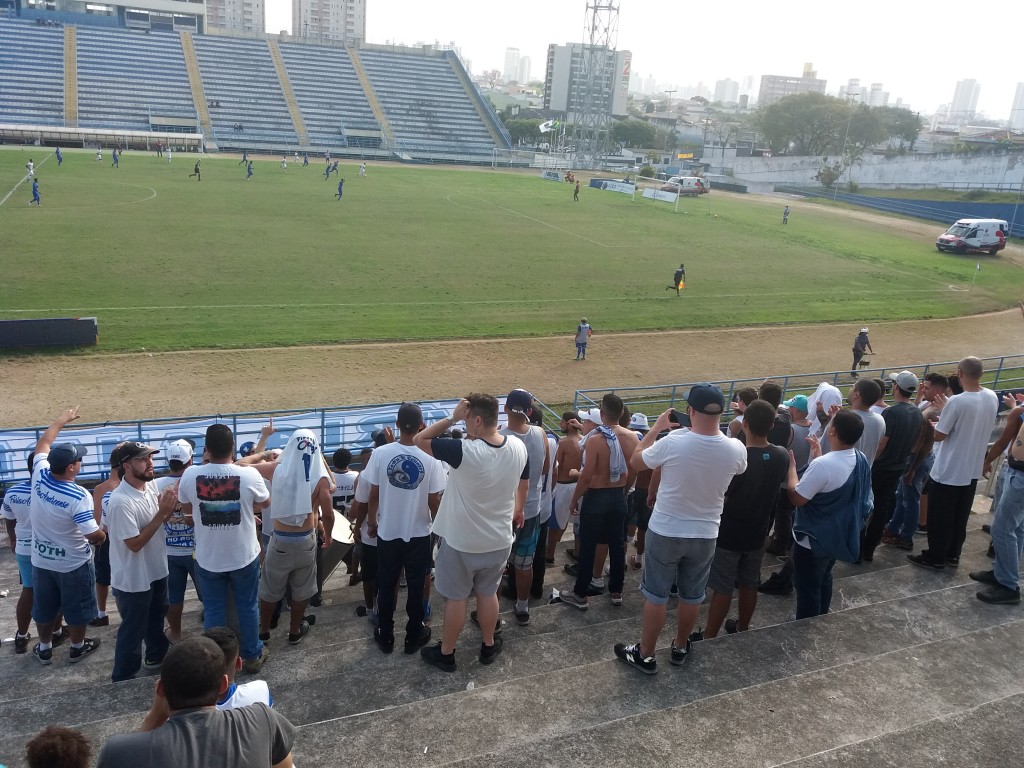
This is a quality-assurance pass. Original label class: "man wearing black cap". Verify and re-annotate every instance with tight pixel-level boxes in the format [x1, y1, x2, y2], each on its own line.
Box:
[615, 385, 746, 674]
[28, 407, 107, 666]
[363, 403, 445, 654]
[107, 442, 178, 682]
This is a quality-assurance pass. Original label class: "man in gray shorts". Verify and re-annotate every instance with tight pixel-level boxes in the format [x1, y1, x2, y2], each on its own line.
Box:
[414, 394, 528, 672]
[615, 384, 747, 675]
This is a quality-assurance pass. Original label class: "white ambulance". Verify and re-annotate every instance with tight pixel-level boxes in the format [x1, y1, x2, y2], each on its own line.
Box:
[935, 218, 1008, 255]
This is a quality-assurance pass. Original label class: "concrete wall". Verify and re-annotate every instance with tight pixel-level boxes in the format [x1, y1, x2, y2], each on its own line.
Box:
[727, 152, 1024, 188]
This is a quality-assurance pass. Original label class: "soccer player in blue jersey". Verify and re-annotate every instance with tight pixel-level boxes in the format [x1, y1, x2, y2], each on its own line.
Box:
[302, 152, 309, 167]
[246, 160, 253, 180]
[335, 178, 344, 201]
[111, 149, 119, 168]
[29, 178, 41, 206]
[239, 149, 249, 166]
[55, 147, 63, 166]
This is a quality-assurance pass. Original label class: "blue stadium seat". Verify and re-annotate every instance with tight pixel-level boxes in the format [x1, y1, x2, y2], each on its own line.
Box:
[0, 18, 65, 126]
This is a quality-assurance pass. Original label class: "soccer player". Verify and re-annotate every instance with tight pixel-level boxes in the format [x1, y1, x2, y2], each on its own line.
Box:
[111, 149, 119, 168]
[782, 205, 790, 224]
[302, 152, 309, 167]
[95, 148, 102, 162]
[26, 159, 34, 177]
[335, 178, 344, 200]
[246, 160, 253, 180]
[239, 149, 249, 166]
[573, 180, 579, 201]
[280, 156, 287, 172]
[189, 160, 201, 181]
[166, 146, 172, 164]
[29, 177, 41, 206]
[359, 162, 366, 177]
[330, 160, 339, 177]
[666, 263, 685, 296]
[55, 147, 62, 166]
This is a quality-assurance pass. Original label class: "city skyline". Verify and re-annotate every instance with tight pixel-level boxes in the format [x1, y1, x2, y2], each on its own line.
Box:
[264, 0, 1022, 120]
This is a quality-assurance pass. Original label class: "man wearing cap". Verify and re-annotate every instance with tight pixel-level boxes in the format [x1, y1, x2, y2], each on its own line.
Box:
[547, 411, 584, 564]
[29, 407, 108, 666]
[107, 442, 177, 682]
[615, 385, 746, 674]
[156, 440, 200, 644]
[860, 371, 924, 562]
[178, 424, 271, 674]
[363, 403, 445, 653]
[574, 318, 592, 360]
[851, 328, 874, 378]
[560, 394, 639, 610]
[498, 389, 550, 624]
[766, 394, 813, 557]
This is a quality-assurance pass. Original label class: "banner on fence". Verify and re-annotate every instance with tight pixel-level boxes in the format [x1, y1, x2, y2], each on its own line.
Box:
[642, 188, 679, 203]
[589, 179, 635, 195]
[540, 170, 561, 182]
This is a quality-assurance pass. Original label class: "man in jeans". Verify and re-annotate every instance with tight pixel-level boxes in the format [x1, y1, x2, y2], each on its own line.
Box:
[614, 385, 747, 674]
[155, 440, 201, 644]
[560, 394, 639, 610]
[107, 441, 176, 682]
[908, 357, 998, 570]
[178, 424, 271, 674]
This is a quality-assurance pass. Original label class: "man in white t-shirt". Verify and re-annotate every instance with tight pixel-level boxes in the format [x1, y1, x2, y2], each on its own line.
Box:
[3, 454, 38, 654]
[29, 407, 107, 666]
[156, 439, 200, 644]
[413, 394, 528, 673]
[204, 627, 274, 711]
[178, 424, 271, 674]
[107, 441, 177, 683]
[909, 356, 999, 570]
[332, 448, 361, 588]
[846, 379, 886, 464]
[364, 403, 445, 654]
[615, 384, 747, 675]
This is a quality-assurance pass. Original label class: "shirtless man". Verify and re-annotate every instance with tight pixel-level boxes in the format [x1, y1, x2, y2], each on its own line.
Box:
[559, 394, 639, 609]
[547, 412, 583, 563]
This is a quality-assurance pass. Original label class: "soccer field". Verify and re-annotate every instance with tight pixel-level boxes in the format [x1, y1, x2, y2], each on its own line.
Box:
[0, 147, 1018, 353]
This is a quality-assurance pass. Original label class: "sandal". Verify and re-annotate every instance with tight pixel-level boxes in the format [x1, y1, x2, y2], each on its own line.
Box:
[629, 554, 643, 570]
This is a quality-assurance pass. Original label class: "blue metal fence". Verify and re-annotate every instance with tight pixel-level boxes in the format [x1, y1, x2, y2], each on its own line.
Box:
[575, 353, 1024, 420]
[777, 186, 1024, 238]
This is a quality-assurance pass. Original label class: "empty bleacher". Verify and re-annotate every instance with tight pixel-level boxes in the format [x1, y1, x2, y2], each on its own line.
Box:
[76, 26, 196, 131]
[277, 42, 382, 152]
[192, 34, 299, 150]
[358, 49, 503, 159]
[0, 18, 66, 126]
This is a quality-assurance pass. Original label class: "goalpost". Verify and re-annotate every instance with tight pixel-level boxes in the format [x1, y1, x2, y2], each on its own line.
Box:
[631, 176, 710, 213]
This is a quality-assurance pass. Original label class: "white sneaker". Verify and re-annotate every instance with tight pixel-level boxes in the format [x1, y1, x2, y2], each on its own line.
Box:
[590, 577, 605, 589]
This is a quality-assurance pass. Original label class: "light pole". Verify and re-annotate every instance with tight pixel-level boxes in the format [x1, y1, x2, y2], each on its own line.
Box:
[834, 93, 861, 201]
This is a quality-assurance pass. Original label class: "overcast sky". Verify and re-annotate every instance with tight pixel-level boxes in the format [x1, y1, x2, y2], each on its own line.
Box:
[266, 0, 1022, 118]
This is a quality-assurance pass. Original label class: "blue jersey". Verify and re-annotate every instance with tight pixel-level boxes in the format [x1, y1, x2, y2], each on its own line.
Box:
[32, 181, 39, 197]
[337, 181, 344, 195]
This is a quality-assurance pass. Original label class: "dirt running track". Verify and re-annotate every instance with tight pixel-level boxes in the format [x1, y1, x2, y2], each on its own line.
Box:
[3, 308, 1022, 428]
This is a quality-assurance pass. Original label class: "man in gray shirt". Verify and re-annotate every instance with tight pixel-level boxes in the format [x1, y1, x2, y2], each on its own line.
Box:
[97, 637, 296, 768]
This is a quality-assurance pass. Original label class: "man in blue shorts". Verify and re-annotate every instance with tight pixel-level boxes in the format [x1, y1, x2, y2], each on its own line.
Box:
[335, 178, 344, 200]
[246, 160, 253, 180]
[3, 455, 38, 653]
[55, 147, 63, 166]
[29, 407, 107, 666]
[29, 178, 41, 206]
[574, 318, 592, 360]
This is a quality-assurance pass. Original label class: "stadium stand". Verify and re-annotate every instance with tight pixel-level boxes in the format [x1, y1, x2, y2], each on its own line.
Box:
[0, 18, 66, 126]
[191, 34, 301, 151]
[277, 42, 383, 152]
[76, 26, 196, 132]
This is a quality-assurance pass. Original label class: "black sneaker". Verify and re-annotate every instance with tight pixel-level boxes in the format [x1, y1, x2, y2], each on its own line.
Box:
[977, 584, 1021, 604]
[373, 627, 394, 655]
[258, 631, 271, 643]
[143, 656, 164, 670]
[514, 606, 530, 626]
[563, 562, 578, 577]
[420, 642, 457, 673]
[479, 635, 504, 665]
[565, 548, 578, 562]
[758, 573, 793, 595]
[894, 537, 914, 551]
[946, 556, 960, 567]
[724, 619, 739, 634]
[670, 638, 692, 666]
[288, 620, 310, 645]
[614, 642, 657, 675]
[14, 633, 31, 654]
[355, 605, 368, 617]
[688, 628, 704, 643]
[970, 569, 999, 585]
[88, 615, 109, 627]
[50, 626, 69, 647]
[69, 638, 101, 663]
[33, 643, 53, 666]
[469, 610, 504, 635]
[906, 553, 944, 570]
[404, 625, 431, 655]
[982, 524, 992, 534]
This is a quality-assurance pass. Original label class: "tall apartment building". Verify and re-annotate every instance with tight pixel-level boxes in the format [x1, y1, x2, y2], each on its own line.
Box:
[713, 78, 739, 104]
[503, 47, 520, 82]
[543, 42, 631, 119]
[757, 63, 826, 107]
[1011, 83, 1024, 131]
[206, 0, 263, 34]
[517, 55, 532, 85]
[292, 0, 366, 43]
[948, 78, 980, 123]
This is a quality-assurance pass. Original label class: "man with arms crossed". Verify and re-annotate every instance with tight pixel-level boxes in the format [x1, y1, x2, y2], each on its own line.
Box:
[615, 385, 746, 674]
[413, 395, 528, 672]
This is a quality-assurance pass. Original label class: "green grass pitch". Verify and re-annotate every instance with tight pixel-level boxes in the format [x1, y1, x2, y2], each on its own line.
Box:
[0, 147, 1019, 353]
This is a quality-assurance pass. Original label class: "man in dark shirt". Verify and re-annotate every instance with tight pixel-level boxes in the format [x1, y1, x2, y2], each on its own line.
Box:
[702, 401, 789, 638]
[861, 371, 924, 562]
[851, 328, 874, 377]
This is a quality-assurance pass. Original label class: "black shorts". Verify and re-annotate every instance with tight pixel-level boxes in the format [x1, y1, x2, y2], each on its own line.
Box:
[94, 539, 111, 587]
[361, 544, 378, 582]
[628, 488, 651, 532]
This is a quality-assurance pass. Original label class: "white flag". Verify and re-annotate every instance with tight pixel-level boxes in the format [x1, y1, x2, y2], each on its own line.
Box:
[538, 120, 555, 133]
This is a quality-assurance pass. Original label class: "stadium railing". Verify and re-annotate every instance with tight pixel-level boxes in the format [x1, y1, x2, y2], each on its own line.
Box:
[573, 353, 1024, 422]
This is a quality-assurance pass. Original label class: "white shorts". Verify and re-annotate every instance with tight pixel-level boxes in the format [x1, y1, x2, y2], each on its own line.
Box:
[551, 482, 577, 531]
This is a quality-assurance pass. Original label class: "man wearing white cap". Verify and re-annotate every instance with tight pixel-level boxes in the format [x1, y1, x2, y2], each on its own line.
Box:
[107, 441, 178, 682]
[861, 371, 924, 562]
[156, 439, 200, 644]
[851, 328, 874, 378]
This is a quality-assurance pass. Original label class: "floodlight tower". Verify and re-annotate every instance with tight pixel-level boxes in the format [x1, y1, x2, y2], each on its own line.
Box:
[570, 1, 619, 168]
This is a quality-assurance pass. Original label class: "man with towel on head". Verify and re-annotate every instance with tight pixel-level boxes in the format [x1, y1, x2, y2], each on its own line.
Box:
[256, 429, 335, 646]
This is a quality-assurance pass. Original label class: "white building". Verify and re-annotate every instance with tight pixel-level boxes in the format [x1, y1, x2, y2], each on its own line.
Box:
[1010, 83, 1024, 131]
[713, 78, 739, 104]
[949, 78, 981, 123]
[24, 0, 207, 32]
[868, 83, 888, 107]
[543, 42, 631, 119]
[291, 0, 366, 44]
[503, 47, 520, 83]
[517, 55, 532, 85]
